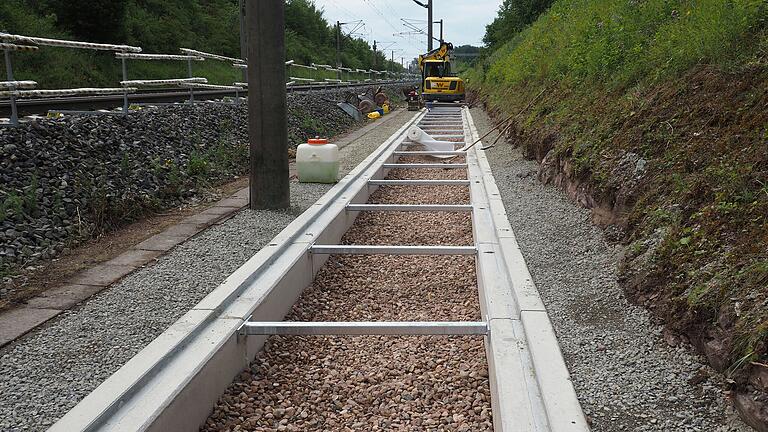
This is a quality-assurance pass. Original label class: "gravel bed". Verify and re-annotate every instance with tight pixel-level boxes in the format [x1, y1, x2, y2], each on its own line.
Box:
[203, 155, 492, 430]
[0, 83, 410, 282]
[469, 107, 750, 432]
[0, 109, 417, 432]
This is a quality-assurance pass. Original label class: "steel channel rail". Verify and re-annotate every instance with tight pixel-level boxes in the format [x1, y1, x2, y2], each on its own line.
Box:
[50, 104, 589, 431]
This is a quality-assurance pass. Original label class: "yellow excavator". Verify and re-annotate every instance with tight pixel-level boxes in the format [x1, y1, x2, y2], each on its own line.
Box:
[418, 42, 464, 102]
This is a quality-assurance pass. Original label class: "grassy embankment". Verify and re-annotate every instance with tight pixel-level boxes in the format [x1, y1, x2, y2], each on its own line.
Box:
[467, 0, 766, 386]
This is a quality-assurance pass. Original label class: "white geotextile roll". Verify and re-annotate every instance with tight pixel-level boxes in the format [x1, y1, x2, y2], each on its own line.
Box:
[407, 126, 431, 142]
[407, 127, 458, 156]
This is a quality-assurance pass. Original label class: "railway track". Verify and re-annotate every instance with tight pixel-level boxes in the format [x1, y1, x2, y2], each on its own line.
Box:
[49, 105, 589, 431]
[0, 80, 414, 118]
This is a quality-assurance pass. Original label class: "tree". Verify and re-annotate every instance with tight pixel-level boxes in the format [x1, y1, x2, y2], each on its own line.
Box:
[483, 0, 554, 49]
[53, 0, 128, 43]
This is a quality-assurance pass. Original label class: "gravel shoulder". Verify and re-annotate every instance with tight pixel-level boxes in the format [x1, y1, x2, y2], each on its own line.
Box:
[0, 109, 416, 432]
[469, 107, 750, 432]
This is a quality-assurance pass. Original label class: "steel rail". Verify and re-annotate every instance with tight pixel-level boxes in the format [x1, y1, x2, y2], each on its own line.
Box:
[0, 79, 417, 118]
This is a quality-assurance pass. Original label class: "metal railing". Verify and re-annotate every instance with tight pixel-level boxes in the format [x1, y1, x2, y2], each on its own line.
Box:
[0, 31, 419, 127]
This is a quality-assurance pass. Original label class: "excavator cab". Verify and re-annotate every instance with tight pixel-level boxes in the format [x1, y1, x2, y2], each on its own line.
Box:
[418, 42, 465, 102]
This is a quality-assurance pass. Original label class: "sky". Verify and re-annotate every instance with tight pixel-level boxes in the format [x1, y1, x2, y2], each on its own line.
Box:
[311, 0, 502, 66]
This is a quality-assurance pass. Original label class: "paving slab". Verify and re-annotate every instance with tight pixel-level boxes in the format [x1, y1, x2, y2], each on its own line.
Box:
[40, 284, 105, 300]
[200, 206, 240, 216]
[157, 223, 202, 239]
[68, 264, 135, 287]
[0, 307, 61, 346]
[25, 294, 83, 310]
[180, 211, 227, 227]
[215, 197, 248, 208]
[106, 249, 163, 267]
[134, 234, 187, 252]
[232, 188, 249, 199]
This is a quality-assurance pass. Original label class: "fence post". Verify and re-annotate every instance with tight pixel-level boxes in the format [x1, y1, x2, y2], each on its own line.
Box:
[4, 49, 19, 126]
[121, 55, 129, 116]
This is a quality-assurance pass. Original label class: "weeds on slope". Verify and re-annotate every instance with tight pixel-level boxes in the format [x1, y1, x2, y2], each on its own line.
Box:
[467, 0, 768, 395]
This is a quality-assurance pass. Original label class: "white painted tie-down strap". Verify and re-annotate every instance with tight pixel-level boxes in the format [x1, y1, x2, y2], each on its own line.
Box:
[50, 107, 589, 431]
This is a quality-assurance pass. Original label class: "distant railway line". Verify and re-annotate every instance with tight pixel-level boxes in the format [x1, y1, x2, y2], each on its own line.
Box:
[0, 80, 415, 119]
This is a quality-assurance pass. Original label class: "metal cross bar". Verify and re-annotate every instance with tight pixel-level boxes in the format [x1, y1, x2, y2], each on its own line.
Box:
[400, 143, 465, 148]
[368, 179, 471, 186]
[242, 321, 488, 336]
[408, 134, 465, 139]
[393, 151, 465, 156]
[383, 163, 468, 169]
[309, 245, 477, 255]
[419, 123, 463, 126]
[346, 204, 472, 212]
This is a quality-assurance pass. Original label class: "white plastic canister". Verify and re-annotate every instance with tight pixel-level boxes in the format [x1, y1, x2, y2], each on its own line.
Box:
[296, 138, 340, 184]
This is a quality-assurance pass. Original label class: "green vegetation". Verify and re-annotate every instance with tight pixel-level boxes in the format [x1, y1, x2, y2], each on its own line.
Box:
[468, 0, 767, 373]
[0, 0, 403, 89]
[451, 45, 481, 75]
[483, 0, 554, 51]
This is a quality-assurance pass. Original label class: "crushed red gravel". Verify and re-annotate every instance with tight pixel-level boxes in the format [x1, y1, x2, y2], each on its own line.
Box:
[202, 150, 492, 431]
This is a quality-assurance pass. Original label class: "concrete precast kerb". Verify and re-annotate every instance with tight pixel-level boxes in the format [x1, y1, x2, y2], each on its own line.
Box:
[50, 106, 589, 431]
